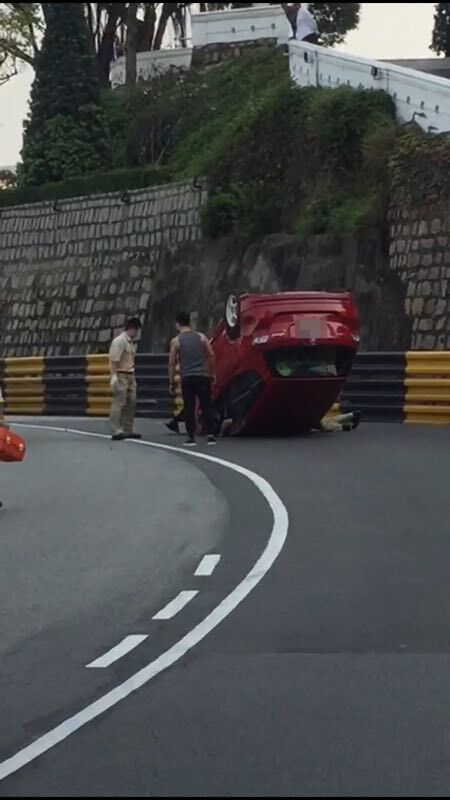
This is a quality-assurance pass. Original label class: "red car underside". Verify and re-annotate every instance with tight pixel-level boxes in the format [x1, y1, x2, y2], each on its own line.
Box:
[210, 292, 360, 435]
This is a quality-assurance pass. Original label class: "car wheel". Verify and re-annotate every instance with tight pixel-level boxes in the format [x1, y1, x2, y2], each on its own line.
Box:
[224, 294, 240, 340]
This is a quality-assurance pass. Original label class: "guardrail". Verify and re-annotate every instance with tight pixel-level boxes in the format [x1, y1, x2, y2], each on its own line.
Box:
[289, 40, 450, 134]
[0, 355, 172, 420]
[340, 353, 406, 423]
[405, 352, 450, 425]
[1, 353, 449, 426]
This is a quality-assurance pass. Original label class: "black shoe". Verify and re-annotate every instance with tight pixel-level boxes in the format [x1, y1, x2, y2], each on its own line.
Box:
[111, 433, 127, 441]
[207, 435, 217, 446]
[0, 502, 3, 509]
[183, 438, 197, 447]
[126, 433, 142, 440]
[352, 411, 362, 430]
[165, 420, 180, 434]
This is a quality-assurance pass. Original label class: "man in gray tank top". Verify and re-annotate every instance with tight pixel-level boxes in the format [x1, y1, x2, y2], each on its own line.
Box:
[169, 312, 216, 447]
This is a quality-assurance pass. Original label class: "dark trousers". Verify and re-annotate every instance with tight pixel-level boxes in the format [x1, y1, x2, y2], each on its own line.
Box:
[302, 33, 319, 44]
[181, 376, 214, 439]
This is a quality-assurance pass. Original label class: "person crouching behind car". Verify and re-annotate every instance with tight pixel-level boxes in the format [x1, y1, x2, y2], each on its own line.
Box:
[318, 410, 361, 433]
[169, 312, 217, 447]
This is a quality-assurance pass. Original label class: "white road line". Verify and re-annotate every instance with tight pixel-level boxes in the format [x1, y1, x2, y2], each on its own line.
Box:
[153, 591, 198, 620]
[0, 425, 289, 783]
[86, 636, 148, 669]
[195, 554, 221, 577]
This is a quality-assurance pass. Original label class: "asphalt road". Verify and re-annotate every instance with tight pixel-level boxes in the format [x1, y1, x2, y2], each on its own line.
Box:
[0, 420, 449, 797]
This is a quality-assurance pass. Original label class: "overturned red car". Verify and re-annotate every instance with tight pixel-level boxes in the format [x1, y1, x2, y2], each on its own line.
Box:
[209, 291, 360, 435]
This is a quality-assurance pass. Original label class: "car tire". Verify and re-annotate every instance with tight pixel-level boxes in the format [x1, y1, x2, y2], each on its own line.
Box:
[224, 294, 240, 340]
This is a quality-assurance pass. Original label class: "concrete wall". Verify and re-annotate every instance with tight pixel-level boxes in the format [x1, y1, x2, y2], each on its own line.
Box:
[290, 41, 450, 134]
[110, 5, 289, 87]
[385, 58, 450, 81]
[110, 48, 193, 89]
[191, 4, 289, 47]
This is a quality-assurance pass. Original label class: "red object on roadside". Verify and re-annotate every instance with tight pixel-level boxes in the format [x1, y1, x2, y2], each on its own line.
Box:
[0, 428, 27, 462]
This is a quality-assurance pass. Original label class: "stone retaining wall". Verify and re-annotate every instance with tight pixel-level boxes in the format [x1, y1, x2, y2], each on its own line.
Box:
[0, 182, 206, 356]
[389, 195, 450, 350]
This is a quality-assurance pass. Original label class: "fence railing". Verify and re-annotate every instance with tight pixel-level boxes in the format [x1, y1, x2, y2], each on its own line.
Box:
[289, 40, 450, 134]
[1, 353, 449, 425]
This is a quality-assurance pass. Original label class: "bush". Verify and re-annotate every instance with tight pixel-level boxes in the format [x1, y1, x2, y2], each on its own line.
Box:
[19, 105, 113, 186]
[103, 68, 195, 170]
[389, 127, 450, 199]
[0, 166, 170, 208]
[5, 46, 399, 245]
[201, 193, 240, 239]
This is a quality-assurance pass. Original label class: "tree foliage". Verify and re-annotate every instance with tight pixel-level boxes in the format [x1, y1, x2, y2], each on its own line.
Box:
[0, 3, 194, 86]
[431, 2, 450, 57]
[308, 3, 361, 47]
[20, 3, 112, 185]
[0, 2, 42, 83]
[0, 167, 17, 187]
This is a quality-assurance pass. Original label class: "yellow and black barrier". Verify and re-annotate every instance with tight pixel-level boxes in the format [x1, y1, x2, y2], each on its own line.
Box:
[0, 357, 46, 416]
[0, 352, 449, 425]
[0, 354, 171, 420]
[405, 352, 450, 425]
[86, 354, 111, 417]
[339, 352, 450, 425]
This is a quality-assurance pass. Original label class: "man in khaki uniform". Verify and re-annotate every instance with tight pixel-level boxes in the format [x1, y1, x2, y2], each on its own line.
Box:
[109, 317, 142, 441]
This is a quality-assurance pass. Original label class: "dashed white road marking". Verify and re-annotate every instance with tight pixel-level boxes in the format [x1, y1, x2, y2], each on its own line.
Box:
[86, 636, 148, 669]
[195, 554, 221, 576]
[152, 591, 198, 620]
[0, 425, 289, 783]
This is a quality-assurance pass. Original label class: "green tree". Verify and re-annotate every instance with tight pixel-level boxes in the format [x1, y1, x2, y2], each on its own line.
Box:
[308, 3, 361, 47]
[20, 2, 112, 185]
[0, 2, 41, 84]
[0, 167, 17, 188]
[431, 2, 450, 56]
[0, 4, 190, 87]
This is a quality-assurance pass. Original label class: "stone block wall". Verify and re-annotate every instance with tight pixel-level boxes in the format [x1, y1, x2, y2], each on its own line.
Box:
[0, 176, 448, 359]
[0, 182, 207, 356]
[389, 196, 450, 350]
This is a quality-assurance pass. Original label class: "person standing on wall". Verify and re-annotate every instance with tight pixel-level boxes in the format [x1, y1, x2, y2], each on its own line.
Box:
[282, 2, 300, 38]
[285, 3, 319, 43]
[169, 312, 217, 447]
[109, 317, 142, 442]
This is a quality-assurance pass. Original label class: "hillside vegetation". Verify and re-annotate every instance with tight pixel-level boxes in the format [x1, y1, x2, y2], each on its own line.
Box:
[3, 45, 447, 248]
